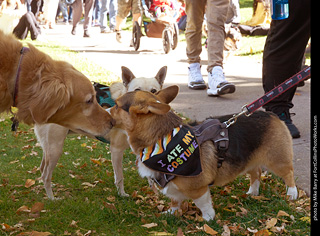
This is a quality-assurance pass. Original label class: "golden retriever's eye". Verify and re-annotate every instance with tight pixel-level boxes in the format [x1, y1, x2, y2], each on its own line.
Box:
[86, 97, 94, 104]
[151, 89, 157, 93]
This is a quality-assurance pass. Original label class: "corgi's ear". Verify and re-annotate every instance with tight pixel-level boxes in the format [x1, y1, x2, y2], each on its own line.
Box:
[156, 85, 179, 104]
[148, 101, 171, 115]
[129, 102, 170, 115]
[155, 66, 167, 86]
[121, 66, 136, 87]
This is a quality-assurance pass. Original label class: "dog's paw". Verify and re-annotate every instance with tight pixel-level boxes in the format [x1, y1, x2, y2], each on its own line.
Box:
[246, 179, 260, 196]
[118, 191, 129, 197]
[287, 186, 298, 200]
[202, 209, 216, 221]
[162, 207, 179, 215]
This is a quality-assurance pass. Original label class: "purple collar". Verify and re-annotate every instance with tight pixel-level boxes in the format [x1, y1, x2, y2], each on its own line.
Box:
[13, 47, 29, 107]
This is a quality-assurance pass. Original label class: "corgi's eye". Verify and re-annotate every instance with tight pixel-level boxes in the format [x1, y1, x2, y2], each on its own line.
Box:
[135, 88, 141, 91]
[151, 89, 157, 93]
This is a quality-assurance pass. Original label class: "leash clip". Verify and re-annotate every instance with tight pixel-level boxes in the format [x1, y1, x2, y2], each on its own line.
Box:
[223, 105, 250, 128]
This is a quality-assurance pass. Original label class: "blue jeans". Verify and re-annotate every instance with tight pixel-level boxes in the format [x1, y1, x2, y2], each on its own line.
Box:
[100, 0, 117, 30]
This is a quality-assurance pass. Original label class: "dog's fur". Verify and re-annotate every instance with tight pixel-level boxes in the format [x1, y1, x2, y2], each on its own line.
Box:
[110, 86, 298, 221]
[0, 30, 112, 136]
[34, 66, 167, 199]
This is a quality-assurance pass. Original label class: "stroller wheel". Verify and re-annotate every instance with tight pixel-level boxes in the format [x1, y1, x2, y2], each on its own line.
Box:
[171, 23, 179, 50]
[132, 21, 141, 51]
[162, 29, 171, 54]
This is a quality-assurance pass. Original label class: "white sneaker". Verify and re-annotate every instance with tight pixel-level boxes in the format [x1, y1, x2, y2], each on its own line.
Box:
[116, 30, 122, 43]
[188, 63, 207, 90]
[207, 66, 235, 96]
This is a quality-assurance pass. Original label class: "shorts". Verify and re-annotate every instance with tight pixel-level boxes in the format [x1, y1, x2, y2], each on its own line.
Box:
[117, 0, 142, 19]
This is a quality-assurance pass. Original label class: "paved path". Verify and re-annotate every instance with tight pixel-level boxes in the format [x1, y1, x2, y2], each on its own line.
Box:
[43, 24, 311, 195]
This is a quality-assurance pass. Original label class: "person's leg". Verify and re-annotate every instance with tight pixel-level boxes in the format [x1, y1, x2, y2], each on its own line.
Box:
[27, 12, 42, 40]
[185, 0, 207, 90]
[115, 0, 131, 43]
[71, 0, 83, 34]
[109, 0, 117, 30]
[83, 0, 94, 36]
[131, 0, 141, 24]
[206, 0, 235, 96]
[100, 0, 109, 32]
[262, 0, 310, 138]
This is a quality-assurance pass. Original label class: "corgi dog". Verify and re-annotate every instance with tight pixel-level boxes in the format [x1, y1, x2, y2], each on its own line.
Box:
[110, 85, 298, 221]
[34, 66, 167, 199]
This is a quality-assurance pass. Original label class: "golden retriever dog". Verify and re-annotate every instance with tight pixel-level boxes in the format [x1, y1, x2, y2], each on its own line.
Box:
[34, 66, 167, 199]
[0, 30, 112, 136]
[110, 86, 298, 221]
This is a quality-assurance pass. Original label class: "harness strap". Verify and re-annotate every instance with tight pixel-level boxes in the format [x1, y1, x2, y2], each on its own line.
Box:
[193, 119, 229, 168]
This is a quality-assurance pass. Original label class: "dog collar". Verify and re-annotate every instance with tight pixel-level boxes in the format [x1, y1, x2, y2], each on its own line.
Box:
[13, 47, 29, 107]
[140, 125, 202, 177]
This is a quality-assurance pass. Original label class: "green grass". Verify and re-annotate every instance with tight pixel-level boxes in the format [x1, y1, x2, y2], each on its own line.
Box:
[22, 39, 120, 85]
[0, 115, 311, 235]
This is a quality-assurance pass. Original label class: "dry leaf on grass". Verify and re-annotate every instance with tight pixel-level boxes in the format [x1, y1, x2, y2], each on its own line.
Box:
[25, 179, 35, 188]
[31, 202, 44, 213]
[203, 224, 218, 235]
[142, 223, 158, 228]
[277, 210, 290, 217]
[16, 205, 30, 214]
[16, 231, 51, 236]
[266, 218, 277, 229]
[254, 229, 270, 236]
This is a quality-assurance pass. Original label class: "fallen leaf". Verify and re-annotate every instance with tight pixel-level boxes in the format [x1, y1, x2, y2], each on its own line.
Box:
[16, 205, 30, 214]
[266, 218, 277, 229]
[83, 230, 92, 236]
[236, 207, 248, 216]
[81, 182, 95, 188]
[250, 196, 270, 201]
[299, 216, 311, 223]
[1, 223, 12, 231]
[148, 232, 173, 235]
[103, 201, 117, 211]
[203, 224, 218, 235]
[221, 225, 231, 236]
[177, 227, 184, 236]
[277, 210, 289, 217]
[142, 223, 158, 228]
[31, 202, 44, 213]
[69, 220, 78, 228]
[90, 158, 102, 166]
[16, 231, 51, 236]
[247, 228, 258, 234]
[254, 229, 270, 236]
[25, 179, 35, 188]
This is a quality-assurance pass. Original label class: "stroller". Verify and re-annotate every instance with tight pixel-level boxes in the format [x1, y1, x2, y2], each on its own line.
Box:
[132, 0, 179, 54]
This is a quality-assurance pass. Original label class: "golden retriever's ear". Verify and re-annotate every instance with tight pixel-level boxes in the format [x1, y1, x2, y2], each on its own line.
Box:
[156, 85, 179, 104]
[155, 66, 167, 86]
[29, 77, 71, 124]
[121, 66, 136, 87]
